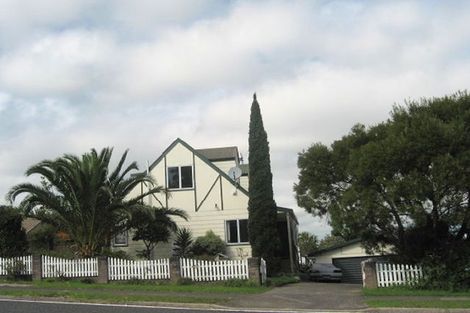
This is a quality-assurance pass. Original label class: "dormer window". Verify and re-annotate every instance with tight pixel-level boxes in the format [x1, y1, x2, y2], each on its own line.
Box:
[168, 166, 193, 189]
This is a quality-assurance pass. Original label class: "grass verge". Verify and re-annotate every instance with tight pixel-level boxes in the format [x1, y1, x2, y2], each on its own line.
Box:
[0, 288, 223, 304]
[27, 279, 267, 294]
[364, 286, 470, 297]
[366, 299, 470, 309]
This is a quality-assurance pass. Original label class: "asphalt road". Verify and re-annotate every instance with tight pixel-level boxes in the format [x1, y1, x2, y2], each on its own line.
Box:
[0, 299, 281, 313]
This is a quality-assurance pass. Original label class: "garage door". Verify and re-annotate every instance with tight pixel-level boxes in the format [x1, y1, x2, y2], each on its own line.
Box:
[333, 256, 380, 284]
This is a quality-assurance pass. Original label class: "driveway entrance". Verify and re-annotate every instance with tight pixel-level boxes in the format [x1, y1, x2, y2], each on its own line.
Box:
[227, 282, 366, 311]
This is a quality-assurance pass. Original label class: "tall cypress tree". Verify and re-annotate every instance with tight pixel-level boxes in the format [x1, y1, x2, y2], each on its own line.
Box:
[248, 93, 279, 272]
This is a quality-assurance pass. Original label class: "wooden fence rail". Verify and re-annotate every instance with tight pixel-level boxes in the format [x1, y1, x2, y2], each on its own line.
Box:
[376, 262, 423, 287]
[180, 258, 249, 281]
[42, 255, 98, 278]
[108, 257, 170, 281]
[0, 256, 32, 276]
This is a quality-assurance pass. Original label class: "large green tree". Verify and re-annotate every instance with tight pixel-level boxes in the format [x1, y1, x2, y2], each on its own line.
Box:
[297, 232, 318, 256]
[8, 148, 164, 257]
[294, 93, 470, 276]
[0, 206, 28, 257]
[129, 207, 188, 260]
[248, 94, 280, 271]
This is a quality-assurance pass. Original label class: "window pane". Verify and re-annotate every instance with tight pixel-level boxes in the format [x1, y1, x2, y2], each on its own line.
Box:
[181, 166, 193, 188]
[114, 231, 128, 246]
[168, 167, 179, 188]
[227, 220, 238, 243]
[239, 219, 249, 243]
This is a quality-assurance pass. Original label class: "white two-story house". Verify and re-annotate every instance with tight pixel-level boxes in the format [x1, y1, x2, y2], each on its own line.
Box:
[113, 138, 298, 271]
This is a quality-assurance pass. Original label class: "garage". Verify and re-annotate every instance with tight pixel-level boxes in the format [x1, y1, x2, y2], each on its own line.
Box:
[333, 256, 380, 284]
[310, 239, 391, 284]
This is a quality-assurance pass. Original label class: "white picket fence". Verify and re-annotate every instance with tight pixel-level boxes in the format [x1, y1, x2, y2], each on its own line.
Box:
[376, 262, 423, 287]
[108, 257, 170, 281]
[0, 256, 32, 276]
[42, 255, 98, 278]
[180, 258, 249, 281]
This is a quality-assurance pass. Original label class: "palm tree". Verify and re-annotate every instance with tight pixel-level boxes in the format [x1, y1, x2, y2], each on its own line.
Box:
[129, 207, 188, 260]
[8, 148, 164, 257]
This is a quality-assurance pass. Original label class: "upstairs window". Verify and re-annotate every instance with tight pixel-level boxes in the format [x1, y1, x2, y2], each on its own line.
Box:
[226, 219, 249, 244]
[168, 166, 193, 189]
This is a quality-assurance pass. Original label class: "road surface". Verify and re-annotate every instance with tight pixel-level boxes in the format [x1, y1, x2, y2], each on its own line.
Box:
[0, 299, 295, 313]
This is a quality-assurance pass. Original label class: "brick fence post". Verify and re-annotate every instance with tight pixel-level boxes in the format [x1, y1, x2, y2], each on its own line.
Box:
[32, 255, 42, 281]
[169, 257, 181, 283]
[361, 258, 378, 288]
[96, 256, 108, 283]
[248, 257, 260, 285]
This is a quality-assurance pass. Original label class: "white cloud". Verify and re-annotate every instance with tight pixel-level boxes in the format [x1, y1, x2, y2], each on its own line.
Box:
[0, 0, 470, 238]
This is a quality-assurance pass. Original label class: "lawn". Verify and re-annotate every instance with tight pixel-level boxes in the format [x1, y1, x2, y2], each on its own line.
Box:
[0, 279, 270, 305]
[364, 286, 470, 309]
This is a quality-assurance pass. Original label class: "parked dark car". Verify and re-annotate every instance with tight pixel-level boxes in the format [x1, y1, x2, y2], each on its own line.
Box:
[309, 263, 343, 282]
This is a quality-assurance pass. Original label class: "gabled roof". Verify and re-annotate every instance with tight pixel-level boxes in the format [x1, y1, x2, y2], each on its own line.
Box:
[22, 217, 41, 233]
[196, 147, 239, 162]
[148, 138, 249, 197]
[308, 238, 361, 257]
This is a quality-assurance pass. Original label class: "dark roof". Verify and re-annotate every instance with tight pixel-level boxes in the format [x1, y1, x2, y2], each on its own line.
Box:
[196, 147, 239, 162]
[239, 164, 249, 176]
[277, 206, 298, 224]
[147, 138, 249, 196]
[308, 238, 362, 257]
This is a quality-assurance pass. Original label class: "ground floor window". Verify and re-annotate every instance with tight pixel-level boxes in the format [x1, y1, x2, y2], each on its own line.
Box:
[226, 219, 249, 244]
[113, 231, 128, 246]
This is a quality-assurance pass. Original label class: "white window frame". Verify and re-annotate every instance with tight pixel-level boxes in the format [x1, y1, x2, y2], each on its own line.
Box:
[167, 165, 194, 189]
[225, 219, 249, 244]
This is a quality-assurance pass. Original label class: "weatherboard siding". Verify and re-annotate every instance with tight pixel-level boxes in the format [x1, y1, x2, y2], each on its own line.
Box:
[116, 140, 251, 259]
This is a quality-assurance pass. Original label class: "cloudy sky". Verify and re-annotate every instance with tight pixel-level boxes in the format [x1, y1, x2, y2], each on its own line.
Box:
[1, 0, 469, 238]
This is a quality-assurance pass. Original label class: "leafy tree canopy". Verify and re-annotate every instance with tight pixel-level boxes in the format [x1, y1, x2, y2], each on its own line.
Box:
[8, 148, 165, 257]
[295, 92, 470, 266]
[298, 232, 319, 256]
[129, 207, 187, 260]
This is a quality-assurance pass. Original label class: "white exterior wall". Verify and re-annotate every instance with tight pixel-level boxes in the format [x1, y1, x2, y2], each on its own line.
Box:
[116, 140, 251, 259]
[314, 242, 391, 263]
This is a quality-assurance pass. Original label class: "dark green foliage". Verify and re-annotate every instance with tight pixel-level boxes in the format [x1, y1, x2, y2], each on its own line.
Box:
[247, 94, 280, 273]
[28, 223, 56, 254]
[295, 92, 470, 289]
[129, 207, 187, 260]
[318, 234, 346, 250]
[173, 228, 193, 258]
[0, 206, 28, 257]
[191, 230, 226, 258]
[297, 232, 318, 256]
[8, 148, 166, 257]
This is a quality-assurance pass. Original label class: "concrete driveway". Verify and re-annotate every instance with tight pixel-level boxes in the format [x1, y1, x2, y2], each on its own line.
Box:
[227, 282, 367, 311]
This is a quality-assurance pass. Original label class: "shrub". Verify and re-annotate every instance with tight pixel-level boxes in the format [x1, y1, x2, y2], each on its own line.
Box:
[0, 206, 28, 257]
[191, 230, 226, 257]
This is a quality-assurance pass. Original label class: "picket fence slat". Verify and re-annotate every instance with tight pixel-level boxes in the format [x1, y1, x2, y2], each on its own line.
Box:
[179, 258, 249, 282]
[107, 257, 170, 281]
[0, 256, 33, 276]
[40, 256, 98, 278]
[376, 262, 423, 287]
